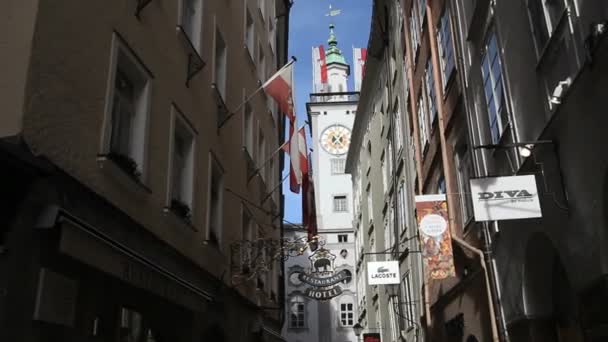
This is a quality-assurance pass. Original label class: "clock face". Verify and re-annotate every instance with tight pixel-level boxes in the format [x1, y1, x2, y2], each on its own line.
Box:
[320, 125, 351, 155]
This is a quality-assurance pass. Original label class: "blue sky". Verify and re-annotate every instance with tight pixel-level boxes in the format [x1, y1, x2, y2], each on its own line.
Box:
[282, 0, 372, 224]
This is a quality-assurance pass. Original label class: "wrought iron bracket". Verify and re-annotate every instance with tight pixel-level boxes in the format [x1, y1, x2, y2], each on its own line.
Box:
[135, 0, 153, 19]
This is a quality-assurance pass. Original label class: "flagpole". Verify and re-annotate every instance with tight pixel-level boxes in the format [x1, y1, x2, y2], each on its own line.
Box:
[217, 57, 297, 130]
[261, 173, 290, 204]
[248, 124, 305, 182]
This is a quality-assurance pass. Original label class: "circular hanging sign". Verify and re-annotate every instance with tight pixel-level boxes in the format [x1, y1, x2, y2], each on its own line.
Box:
[419, 214, 447, 237]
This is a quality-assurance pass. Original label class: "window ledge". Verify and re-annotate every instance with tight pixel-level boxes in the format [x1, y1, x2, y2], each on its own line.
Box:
[211, 83, 229, 128]
[176, 26, 206, 87]
[162, 206, 199, 232]
[96, 155, 151, 194]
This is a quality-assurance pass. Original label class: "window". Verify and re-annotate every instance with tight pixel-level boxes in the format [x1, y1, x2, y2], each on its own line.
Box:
[207, 155, 224, 245]
[481, 31, 508, 144]
[258, 128, 266, 181]
[455, 145, 474, 224]
[169, 108, 196, 221]
[417, 92, 429, 153]
[381, 152, 388, 194]
[243, 102, 254, 158]
[104, 35, 151, 181]
[367, 186, 373, 221]
[331, 158, 346, 174]
[338, 234, 348, 243]
[245, 8, 255, 60]
[438, 175, 446, 194]
[394, 100, 403, 151]
[214, 28, 227, 100]
[120, 308, 143, 342]
[180, 0, 203, 52]
[417, 0, 427, 27]
[384, 204, 395, 250]
[410, 6, 420, 58]
[340, 302, 354, 326]
[401, 272, 415, 329]
[289, 296, 305, 328]
[437, 10, 455, 89]
[241, 209, 253, 272]
[398, 183, 408, 233]
[258, 42, 266, 81]
[527, 0, 566, 53]
[334, 195, 348, 212]
[388, 296, 399, 342]
[268, 0, 276, 53]
[257, 0, 266, 21]
[425, 59, 438, 124]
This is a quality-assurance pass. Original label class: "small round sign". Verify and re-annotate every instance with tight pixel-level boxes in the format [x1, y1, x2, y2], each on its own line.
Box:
[420, 214, 447, 237]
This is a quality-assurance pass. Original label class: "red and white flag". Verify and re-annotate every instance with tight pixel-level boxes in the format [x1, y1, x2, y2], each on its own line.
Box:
[282, 125, 307, 193]
[263, 60, 296, 123]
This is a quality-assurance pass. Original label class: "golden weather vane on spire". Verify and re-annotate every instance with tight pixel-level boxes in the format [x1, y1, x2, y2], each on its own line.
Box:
[325, 4, 342, 18]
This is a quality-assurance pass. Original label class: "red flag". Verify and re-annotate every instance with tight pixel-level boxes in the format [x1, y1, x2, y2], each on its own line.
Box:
[263, 61, 295, 122]
[319, 45, 328, 84]
[282, 125, 306, 193]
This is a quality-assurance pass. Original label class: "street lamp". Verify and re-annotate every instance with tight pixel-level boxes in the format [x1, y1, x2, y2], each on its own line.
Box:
[353, 323, 363, 337]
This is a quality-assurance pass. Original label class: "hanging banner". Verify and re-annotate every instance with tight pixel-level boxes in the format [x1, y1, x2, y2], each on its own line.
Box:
[363, 333, 381, 342]
[415, 194, 455, 280]
[470, 175, 542, 221]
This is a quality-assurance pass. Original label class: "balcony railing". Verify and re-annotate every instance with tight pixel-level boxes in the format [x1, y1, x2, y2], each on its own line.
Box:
[309, 91, 360, 103]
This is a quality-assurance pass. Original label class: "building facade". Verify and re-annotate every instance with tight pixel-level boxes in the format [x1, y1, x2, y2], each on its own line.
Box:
[369, 0, 608, 341]
[0, 0, 290, 341]
[282, 25, 358, 342]
[346, 1, 426, 341]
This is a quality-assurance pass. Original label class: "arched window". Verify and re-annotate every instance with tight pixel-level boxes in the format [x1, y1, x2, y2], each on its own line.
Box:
[289, 296, 305, 328]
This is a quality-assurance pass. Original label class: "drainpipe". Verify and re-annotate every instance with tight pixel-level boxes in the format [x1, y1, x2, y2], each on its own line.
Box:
[452, 236, 500, 342]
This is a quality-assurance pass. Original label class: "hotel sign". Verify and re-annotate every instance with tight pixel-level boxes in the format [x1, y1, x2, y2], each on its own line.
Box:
[367, 261, 400, 285]
[288, 248, 351, 301]
[298, 270, 350, 287]
[470, 175, 542, 221]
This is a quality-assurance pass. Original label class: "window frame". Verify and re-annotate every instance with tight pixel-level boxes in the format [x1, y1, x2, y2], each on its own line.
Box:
[167, 105, 197, 219]
[102, 33, 152, 183]
[437, 8, 456, 91]
[480, 29, 509, 144]
[213, 26, 227, 100]
[340, 301, 355, 326]
[333, 195, 349, 213]
[207, 153, 224, 246]
[288, 296, 306, 329]
[178, 0, 204, 53]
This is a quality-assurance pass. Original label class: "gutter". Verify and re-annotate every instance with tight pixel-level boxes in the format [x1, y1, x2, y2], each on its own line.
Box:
[452, 236, 500, 342]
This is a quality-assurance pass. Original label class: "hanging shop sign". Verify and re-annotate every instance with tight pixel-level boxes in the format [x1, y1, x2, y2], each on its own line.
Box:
[470, 175, 542, 221]
[363, 333, 381, 342]
[297, 269, 350, 287]
[415, 194, 455, 280]
[287, 248, 351, 301]
[367, 261, 400, 285]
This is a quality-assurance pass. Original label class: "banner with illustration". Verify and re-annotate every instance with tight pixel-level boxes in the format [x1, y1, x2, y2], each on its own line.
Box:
[415, 194, 455, 280]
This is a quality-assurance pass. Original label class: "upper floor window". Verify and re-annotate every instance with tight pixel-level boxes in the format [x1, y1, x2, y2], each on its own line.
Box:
[241, 209, 254, 273]
[214, 27, 227, 100]
[245, 8, 255, 60]
[338, 234, 348, 243]
[169, 107, 196, 222]
[397, 183, 408, 234]
[258, 41, 266, 81]
[438, 175, 446, 194]
[104, 34, 152, 182]
[417, 0, 427, 28]
[331, 158, 346, 174]
[243, 102, 254, 159]
[417, 92, 429, 153]
[340, 302, 354, 326]
[481, 31, 508, 144]
[393, 99, 404, 151]
[258, 0, 266, 22]
[455, 145, 474, 225]
[289, 296, 305, 328]
[334, 195, 348, 212]
[526, 0, 567, 54]
[401, 272, 415, 329]
[258, 128, 266, 181]
[437, 10, 456, 89]
[410, 6, 420, 58]
[425, 59, 438, 124]
[180, 0, 203, 52]
[207, 155, 224, 245]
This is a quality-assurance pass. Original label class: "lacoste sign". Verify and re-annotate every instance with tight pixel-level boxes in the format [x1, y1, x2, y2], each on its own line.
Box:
[367, 261, 400, 285]
[470, 175, 542, 221]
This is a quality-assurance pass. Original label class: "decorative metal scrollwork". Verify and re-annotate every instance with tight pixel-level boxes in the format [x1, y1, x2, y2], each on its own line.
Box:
[230, 235, 325, 284]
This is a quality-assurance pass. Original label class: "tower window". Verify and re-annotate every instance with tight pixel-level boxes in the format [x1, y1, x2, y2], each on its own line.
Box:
[338, 234, 348, 243]
[333, 195, 348, 212]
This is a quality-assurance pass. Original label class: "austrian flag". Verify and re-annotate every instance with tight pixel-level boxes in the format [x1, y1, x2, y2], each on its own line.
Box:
[282, 125, 308, 193]
[262, 60, 296, 122]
